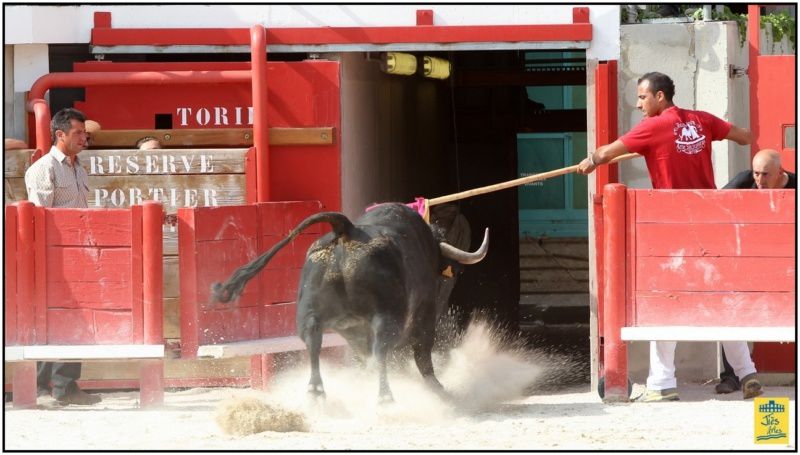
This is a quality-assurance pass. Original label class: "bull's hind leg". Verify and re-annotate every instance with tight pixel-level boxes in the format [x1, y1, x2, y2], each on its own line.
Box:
[412, 308, 448, 399]
[300, 316, 326, 399]
[371, 315, 399, 403]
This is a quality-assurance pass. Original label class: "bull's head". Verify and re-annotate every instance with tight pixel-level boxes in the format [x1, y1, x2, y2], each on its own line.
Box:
[439, 228, 489, 264]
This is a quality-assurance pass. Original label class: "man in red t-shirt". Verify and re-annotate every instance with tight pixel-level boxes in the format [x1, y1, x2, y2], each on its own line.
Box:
[577, 72, 762, 402]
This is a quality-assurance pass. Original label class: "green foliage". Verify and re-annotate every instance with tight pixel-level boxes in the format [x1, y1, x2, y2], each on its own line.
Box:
[760, 11, 796, 50]
[690, 6, 748, 47]
[620, 5, 796, 51]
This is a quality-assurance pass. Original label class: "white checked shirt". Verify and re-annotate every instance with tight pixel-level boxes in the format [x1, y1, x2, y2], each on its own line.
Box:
[24, 146, 89, 208]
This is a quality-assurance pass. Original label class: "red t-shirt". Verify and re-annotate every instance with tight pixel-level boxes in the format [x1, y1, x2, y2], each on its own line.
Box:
[619, 106, 732, 189]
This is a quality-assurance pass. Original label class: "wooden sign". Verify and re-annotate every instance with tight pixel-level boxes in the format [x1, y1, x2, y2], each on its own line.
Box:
[5, 148, 249, 214]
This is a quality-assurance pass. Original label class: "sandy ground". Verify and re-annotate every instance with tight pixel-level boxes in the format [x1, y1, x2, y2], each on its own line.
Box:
[5, 323, 796, 451]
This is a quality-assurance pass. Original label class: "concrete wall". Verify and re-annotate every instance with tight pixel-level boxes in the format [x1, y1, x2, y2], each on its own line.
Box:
[618, 21, 751, 190]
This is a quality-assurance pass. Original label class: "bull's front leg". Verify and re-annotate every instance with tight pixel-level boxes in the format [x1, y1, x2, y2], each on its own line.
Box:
[300, 315, 325, 399]
[371, 315, 398, 403]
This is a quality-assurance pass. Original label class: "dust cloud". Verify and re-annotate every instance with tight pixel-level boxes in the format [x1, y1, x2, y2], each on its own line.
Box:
[217, 318, 559, 435]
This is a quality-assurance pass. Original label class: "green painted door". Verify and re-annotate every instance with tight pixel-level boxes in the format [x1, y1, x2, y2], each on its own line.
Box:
[518, 132, 588, 237]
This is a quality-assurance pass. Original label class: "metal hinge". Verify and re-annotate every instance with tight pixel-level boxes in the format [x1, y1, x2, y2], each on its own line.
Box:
[728, 65, 747, 78]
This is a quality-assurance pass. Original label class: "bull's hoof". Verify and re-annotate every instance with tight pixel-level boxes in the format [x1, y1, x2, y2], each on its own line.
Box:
[307, 384, 326, 400]
[378, 393, 395, 405]
[433, 387, 452, 402]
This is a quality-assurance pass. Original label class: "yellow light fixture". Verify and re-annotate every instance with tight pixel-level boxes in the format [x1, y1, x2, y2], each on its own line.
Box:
[423, 56, 451, 80]
[381, 52, 417, 76]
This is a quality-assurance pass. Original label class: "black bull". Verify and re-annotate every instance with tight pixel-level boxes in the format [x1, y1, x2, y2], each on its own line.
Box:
[212, 203, 489, 402]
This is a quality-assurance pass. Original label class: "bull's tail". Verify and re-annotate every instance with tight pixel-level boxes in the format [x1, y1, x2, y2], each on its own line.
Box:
[211, 212, 354, 303]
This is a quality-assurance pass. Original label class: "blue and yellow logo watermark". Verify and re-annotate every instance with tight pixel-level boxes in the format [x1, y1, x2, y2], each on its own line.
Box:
[754, 397, 789, 444]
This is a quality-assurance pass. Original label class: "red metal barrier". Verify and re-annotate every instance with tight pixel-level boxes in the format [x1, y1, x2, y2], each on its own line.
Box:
[601, 184, 628, 401]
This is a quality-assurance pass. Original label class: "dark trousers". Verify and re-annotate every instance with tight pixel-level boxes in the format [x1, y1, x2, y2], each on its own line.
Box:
[37, 362, 81, 399]
[719, 346, 740, 386]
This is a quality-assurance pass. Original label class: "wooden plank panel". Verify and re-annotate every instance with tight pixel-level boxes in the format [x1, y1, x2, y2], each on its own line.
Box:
[46, 281, 132, 310]
[194, 239, 262, 309]
[634, 189, 795, 223]
[89, 127, 334, 148]
[260, 268, 301, 305]
[257, 200, 324, 235]
[636, 257, 795, 292]
[163, 256, 180, 298]
[260, 302, 296, 339]
[4, 149, 33, 177]
[5, 177, 27, 203]
[93, 311, 135, 344]
[193, 204, 258, 241]
[163, 227, 178, 255]
[45, 247, 131, 282]
[45, 209, 132, 246]
[163, 297, 180, 340]
[44, 309, 95, 344]
[81, 148, 248, 175]
[198, 307, 260, 345]
[636, 223, 795, 257]
[633, 291, 796, 326]
[87, 174, 247, 213]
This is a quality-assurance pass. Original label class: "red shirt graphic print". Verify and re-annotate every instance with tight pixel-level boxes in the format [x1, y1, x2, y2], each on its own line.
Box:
[619, 106, 732, 189]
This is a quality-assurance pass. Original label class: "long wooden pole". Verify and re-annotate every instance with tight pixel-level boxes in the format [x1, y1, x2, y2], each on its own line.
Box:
[428, 153, 639, 206]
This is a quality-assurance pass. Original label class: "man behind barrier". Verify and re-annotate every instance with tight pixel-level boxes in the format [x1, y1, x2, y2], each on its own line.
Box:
[24, 107, 102, 406]
[576, 71, 762, 402]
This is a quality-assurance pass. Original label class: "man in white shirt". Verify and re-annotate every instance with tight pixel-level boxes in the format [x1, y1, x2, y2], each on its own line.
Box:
[24, 107, 101, 405]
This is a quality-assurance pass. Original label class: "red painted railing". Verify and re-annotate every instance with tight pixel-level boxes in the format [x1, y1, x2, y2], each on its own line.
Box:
[601, 186, 796, 401]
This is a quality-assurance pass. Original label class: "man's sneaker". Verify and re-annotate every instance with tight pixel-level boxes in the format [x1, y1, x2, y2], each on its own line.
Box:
[741, 374, 763, 399]
[635, 388, 679, 402]
[715, 377, 740, 394]
[56, 388, 101, 406]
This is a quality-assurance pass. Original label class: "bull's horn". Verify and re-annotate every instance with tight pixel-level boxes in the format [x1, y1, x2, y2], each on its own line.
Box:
[440, 228, 489, 265]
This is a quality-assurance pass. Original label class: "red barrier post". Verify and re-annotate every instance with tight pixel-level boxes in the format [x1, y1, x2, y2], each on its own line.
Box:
[16, 201, 36, 345]
[13, 201, 38, 408]
[6, 205, 18, 344]
[592, 193, 605, 380]
[140, 201, 164, 406]
[602, 183, 628, 401]
[250, 354, 274, 390]
[12, 363, 37, 409]
[251, 24, 270, 202]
